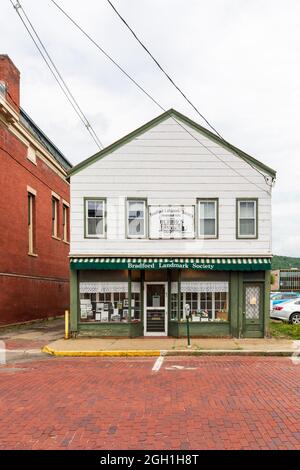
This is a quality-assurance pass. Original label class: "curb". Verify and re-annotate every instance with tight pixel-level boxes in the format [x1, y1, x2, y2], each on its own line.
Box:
[42, 346, 294, 358]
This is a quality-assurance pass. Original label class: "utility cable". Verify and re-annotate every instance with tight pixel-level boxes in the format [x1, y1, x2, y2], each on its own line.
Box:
[10, 0, 104, 150]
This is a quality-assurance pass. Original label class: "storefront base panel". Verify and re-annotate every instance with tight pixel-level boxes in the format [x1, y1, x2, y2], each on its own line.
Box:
[77, 322, 143, 338]
[176, 322, 231, 338]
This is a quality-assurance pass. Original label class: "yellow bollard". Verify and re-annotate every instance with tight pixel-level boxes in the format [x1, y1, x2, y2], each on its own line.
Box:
[64, 310, 69, 339]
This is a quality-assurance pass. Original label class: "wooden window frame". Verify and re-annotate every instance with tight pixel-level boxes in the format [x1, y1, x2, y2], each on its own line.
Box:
[84, 198, 106, 239]
[126, 198, 147, 239]
[236, 198, 258, 239]
[62, 202, 69, 243]
[52, 195, 60, 240]
[27, 189, 37, 256]
[197, 198, 218, 239]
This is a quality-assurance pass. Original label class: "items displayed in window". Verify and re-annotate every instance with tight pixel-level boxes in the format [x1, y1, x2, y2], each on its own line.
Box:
[79, 282, 140, 322]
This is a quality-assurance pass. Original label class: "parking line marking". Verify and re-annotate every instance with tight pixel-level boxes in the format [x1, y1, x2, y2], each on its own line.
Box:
[152, 356, 164, 372]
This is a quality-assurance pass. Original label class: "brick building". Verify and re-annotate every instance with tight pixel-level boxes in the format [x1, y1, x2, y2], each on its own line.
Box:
[0, 55, 72, 325]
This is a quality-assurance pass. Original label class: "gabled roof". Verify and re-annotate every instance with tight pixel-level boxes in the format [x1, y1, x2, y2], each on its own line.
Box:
[68, 108, 276, 178]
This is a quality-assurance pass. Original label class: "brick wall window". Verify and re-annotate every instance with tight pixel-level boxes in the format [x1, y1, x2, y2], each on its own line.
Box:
[52, 196, 59, 238]
[27, 190, 36, 255]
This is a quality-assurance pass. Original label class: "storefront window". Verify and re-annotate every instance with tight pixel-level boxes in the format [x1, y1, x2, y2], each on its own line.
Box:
[79, 281, 141, 322]
[180, 281, 229, 321]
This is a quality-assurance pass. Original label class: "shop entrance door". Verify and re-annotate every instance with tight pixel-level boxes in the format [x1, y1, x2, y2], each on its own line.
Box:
[144, 282, 168, 336]
[242, 283, 264, 337]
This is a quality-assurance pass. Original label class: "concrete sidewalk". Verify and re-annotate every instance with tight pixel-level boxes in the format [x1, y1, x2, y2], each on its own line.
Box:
[43, 336, 299, 357]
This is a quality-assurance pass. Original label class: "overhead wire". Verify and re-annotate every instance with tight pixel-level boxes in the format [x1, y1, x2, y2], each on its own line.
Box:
[50, 0, 273, 193]
[10, 0, 104, 150]
[104, 0, 273, 188]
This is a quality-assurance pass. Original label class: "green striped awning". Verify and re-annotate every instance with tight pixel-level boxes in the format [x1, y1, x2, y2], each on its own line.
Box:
[70, 257, 272, 271]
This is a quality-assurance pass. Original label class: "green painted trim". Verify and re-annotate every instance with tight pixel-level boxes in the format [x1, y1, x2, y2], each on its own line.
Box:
[236, 198, 259, 240]
[128, 270, 132, 323]
[167, 269, 172, 322]
[70, 269, 78, 332]
[83, 197, 107, 239]
[242, 281, 264, 337]
[140, 270, 145, 328]
[238, 272, 244, 338]
[197, 198, 219, 239]
[68, 109, 276, 179]
[264, 270, 271, 337]
[177, 269, 181, 320]
[125, 197, 148, 239]
[229, 271, 239, 337]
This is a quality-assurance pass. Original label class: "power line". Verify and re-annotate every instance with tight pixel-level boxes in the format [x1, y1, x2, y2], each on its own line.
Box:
[50, 1, 272, 193]
[10, 0, 104, 150]
[104, 0, 273, 187]
[105, 0, 224, 139]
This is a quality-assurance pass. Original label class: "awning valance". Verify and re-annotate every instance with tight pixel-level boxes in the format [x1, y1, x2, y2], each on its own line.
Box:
[70, 257, 272, 271]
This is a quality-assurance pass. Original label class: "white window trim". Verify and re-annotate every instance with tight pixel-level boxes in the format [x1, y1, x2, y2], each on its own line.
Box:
[127, 199, 147, 239]
[237, 199, 257, 239]
[62, 203, 69, 242]
[28, 191, 37, 256]
[85, 199, 106, 239]
[27, 146, 37, 165]
[198, 199, 218, 239]
[27, 185, 37, 196]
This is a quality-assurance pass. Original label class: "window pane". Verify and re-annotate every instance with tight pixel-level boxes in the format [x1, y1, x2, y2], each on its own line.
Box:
[201, 201, 215, 218]
[128, 201, 145, 236]
[95, 218, 104, 234]
[88, 218, 103, 235]
[88, 201, 103, 218]
[129, 201, 144, 217]
[240, 201, 255, 218]
[129, 218, 144, 235]
[88, 219, 96, 235]
[200, 219, 215, 236]
[240, 219, 255, 236]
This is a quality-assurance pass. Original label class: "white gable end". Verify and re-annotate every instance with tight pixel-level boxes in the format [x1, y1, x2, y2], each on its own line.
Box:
[70, 114, 272, 256]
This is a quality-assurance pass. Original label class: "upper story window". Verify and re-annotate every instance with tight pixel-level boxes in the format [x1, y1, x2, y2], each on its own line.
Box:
[237, 199, 258, 238]
[62, 202, 69, 243]
[127, 199, 147, 238]
[27, 187, 36, 255]
[198, 199, 218, 238]
[52, 195, 60, 239]
[85, 199, 106, 238]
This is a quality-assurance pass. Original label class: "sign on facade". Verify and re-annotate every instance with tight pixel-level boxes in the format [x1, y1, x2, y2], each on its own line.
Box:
[149, 205, 195, 239]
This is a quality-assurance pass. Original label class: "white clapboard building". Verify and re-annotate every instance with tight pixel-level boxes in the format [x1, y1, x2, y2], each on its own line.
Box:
[68, 109, 276, 338]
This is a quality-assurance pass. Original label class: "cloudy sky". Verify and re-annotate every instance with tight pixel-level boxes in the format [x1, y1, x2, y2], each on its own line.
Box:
[1, 0, 300, 256]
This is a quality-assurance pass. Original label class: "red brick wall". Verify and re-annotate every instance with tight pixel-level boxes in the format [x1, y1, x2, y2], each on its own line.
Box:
[0, 123, 70, 325]
[0, 55, 20, 111]
[0, 275, 69, 325]
[0, 55, 70, 325]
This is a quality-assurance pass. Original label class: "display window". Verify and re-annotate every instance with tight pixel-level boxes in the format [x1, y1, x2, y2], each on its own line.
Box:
[79, 281, 141, 322]
[180, 281, 229, 321]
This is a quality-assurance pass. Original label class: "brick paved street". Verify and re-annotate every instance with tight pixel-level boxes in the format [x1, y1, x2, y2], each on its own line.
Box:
[0, 356, 300, 450]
